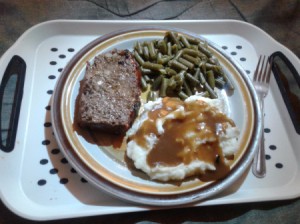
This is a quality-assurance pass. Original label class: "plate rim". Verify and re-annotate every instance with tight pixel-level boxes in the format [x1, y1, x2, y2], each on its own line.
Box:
[51, 26, 262, 206]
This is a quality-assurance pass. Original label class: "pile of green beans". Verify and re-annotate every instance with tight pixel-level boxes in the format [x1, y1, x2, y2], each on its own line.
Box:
[133, 31, 234, 101]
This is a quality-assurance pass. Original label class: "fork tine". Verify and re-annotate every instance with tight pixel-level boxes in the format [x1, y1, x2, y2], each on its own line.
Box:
[258, 56, 266, 82]
[253, 55, 262, 81]
[261, 56, 270, 82]
[265, 56, 273, 84]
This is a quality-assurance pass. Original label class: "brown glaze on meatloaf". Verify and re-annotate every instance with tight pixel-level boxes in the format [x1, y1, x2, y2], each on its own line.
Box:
[76, 49, 141, 134]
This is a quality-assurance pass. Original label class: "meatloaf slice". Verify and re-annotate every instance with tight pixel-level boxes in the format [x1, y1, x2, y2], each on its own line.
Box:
[76, 49, 141, 134]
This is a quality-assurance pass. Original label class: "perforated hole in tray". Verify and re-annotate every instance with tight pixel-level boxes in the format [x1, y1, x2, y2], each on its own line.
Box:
[36, 43, 284, 189]
[220, 44, 284, 171]
[36, 46, 89, 187]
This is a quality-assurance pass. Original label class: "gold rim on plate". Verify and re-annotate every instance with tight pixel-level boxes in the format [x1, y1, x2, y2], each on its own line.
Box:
[51, 27, 262, 206]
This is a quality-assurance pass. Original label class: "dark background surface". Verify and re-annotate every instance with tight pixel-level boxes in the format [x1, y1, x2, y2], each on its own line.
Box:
[0, 0, 299, 223]
[1, 0, 299, 58]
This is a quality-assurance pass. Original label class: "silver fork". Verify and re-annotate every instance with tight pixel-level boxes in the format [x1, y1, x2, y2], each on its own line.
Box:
[252, 55, 273, 178]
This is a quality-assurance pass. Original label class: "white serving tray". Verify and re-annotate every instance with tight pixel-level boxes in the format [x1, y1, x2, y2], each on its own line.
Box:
[0, 20, 299, 221]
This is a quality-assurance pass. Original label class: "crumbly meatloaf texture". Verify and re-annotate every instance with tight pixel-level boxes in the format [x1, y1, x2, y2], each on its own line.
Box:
[77, 49, 141, 134]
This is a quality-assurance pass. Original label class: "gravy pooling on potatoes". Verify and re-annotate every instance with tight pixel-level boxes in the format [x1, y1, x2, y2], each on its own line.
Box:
[130, 97, 236, 171]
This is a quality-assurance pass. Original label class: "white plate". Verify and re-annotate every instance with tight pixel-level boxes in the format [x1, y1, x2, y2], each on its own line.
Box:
[51, 27, 261, 206]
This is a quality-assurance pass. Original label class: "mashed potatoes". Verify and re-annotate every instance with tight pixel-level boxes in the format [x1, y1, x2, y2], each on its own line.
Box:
[126, 95, 239, 181]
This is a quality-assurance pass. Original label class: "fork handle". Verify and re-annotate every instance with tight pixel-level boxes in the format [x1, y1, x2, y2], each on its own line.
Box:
[252, 98, 266, 178]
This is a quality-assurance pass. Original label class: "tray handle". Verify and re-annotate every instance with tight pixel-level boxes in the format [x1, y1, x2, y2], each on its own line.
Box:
[271, 51, 300, 135]
[0, 55, 26, 152]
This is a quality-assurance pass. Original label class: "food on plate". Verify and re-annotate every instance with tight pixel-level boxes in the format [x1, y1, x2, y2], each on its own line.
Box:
[76, 49, 141, 134]
[126, 95, 239, 181]
[75, 30, 239, 182]
[133, 31, 234, 102]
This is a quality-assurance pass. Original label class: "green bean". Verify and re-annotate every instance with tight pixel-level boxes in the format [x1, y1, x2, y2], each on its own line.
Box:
[172, 44, 179, 54]
[143, 46, 150, 61]
[143, 61, 164, 71]
[216, 67, 227, 76]
[140, 67, 152, 76]
[202, 41, 209, 50]
[180, 41, 185, 48]
[205, 63, 222, 73]
[193, 67, 201, 79]
[147, 91, 159, 102]
[134, 50, 145, 66]
[141, 76, 148, 92]
[157, 40, 167, 55]
[152, 76, 163, 91]
[135, 41, 143, 55]
[132, 31, 235, 101]
[160, 77, 168, 97]
[206, 70, 215, 89]
[166, 67, 177, 77]
[210, 56, 225, 75]
[168, 76, 177, 91]
[217, 67, 235, 90]
[183, 79, 193, 96]
[201, 62, 207, 74]
[182, 48, 200, 57]
[211, 56, 220, 65]
[208, 57, 218, 65]
[178, 70, 186, 80]
[182, 54, 200, 65]
[215, 77, 226, 88]
[223, 74, 235, 90]
[163, 35, 168, 43]
[185, 72, 200, 85]
[167, 42, 172, 56]
[178, 91, 188, 100]
[157, 52, 162, 61]
[205, 63, 216, 69]
[182, 35, 200, 45]
[198, 91, 210, 98]
[173, 73, 184, 91]
[178, 57, 194, 70]
[198, 51, 208, 59]
[174, 50, 183, 60]
[169, 59, 188, 71]
[198, 61, 205, 67]
[167, 31, 182, 50]
[190, 45, 199, 51]
[158, 68, 167, 75]
[143, 74, 151, 83]
[157, 55, 173, 65]
[148, 41, 157, 61]
[180, 35, 191, 48]
[198, 44, 212, 58]
[204, 82, 218, 99]
[199, 71, 206, 84]
[171, 74, 184, 92]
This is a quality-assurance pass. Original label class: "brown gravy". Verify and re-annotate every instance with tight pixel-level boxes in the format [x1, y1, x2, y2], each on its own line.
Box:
[130, 97, 236, 180]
